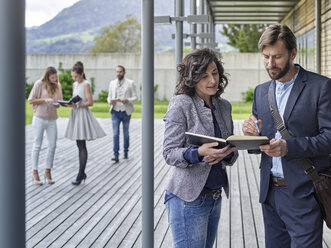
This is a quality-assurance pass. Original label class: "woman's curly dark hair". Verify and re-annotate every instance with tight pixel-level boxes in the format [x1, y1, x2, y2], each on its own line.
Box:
[175, 48, 228, 97]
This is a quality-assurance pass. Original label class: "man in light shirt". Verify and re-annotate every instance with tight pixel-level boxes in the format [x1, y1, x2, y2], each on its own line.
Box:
[107, 65, 137, 163]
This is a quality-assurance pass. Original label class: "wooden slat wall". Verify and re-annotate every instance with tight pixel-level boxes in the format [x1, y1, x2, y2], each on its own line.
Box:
[282, 0, 331, 78]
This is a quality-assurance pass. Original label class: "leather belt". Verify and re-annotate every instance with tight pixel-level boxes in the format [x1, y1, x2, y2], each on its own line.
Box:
[272, 177, 286, 187]
[203, 189, 222, 200]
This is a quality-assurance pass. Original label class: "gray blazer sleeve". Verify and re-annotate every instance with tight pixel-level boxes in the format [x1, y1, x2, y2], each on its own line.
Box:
[163, 97, 191, 168]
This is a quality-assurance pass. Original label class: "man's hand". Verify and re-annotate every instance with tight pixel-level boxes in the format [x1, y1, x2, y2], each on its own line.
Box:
[260, 139, 288, 157]
[120, 99, 128, 104]
[242, 114, 262, 136]
[110, 99, 120, 105]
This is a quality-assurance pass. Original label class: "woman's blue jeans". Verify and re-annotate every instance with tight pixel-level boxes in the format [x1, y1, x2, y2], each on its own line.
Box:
[165, 193, 222, 248]
[111, 110, 131, 156]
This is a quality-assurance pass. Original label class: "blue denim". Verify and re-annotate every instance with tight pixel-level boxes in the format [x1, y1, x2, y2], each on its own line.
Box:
[165, 193, 222, 248]
[111, 110, 131, 156]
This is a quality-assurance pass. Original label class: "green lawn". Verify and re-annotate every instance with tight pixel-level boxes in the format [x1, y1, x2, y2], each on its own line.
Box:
[25, 100, 252, 125]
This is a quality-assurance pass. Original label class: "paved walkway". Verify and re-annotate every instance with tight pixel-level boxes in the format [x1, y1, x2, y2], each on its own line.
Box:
[25, 118, 331, 247]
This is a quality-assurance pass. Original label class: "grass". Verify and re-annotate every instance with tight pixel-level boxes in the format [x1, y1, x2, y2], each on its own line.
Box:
[25, 100, 252, 125]
[231, 102, 253, 120]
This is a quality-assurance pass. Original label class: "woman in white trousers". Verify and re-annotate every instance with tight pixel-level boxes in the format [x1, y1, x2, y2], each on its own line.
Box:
[28, 67, 63, 185]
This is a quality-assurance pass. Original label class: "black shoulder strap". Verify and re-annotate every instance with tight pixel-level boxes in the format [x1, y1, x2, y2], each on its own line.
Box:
[267, 81, 320, 182]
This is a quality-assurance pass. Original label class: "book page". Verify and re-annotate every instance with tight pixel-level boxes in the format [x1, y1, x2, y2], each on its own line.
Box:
[226, 135, 269, 141]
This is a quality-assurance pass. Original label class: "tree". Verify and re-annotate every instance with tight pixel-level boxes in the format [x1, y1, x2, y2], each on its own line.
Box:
[221, 24, 268, 52]
[90, 14, 141, 53]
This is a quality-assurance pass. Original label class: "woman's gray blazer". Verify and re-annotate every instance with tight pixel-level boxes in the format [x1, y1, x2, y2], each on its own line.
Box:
[163, 94, 238, 202]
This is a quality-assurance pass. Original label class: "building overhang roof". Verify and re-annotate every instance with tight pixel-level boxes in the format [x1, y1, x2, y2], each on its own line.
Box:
[208, 0, 300, 24]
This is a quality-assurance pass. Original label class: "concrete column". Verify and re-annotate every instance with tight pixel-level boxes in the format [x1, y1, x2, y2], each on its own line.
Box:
[315, 0, 321, 74]
[0, 0, 26, 247]
[190, 0, 197, 50]
[141, 0, 154, 247]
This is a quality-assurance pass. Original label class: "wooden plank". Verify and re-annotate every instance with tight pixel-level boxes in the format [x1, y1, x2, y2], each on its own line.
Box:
[92, 146, 166, 247]
[217, 170, 231, 248]
[24, 119, 331, 248]
[244, 151, 265, 248]
[27, 143, 142, 247]
[238, 150, 259, 248]
[51, 155, 143, 247]
[229, 158, 244, 247]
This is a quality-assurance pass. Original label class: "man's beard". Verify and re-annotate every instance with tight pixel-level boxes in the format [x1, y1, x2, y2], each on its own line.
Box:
[117, 75, 124, 80]
[267, 58, 291, 80]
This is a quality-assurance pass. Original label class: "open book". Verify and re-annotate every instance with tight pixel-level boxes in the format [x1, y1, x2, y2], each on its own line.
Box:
[57, 95, 82, 107]
[185, 132, 269, 150]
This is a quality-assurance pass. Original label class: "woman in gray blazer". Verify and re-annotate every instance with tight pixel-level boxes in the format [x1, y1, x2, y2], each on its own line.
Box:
[163, 48, 238, 248]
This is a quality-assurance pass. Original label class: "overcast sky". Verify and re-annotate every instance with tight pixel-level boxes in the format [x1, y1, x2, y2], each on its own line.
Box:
[25, 0, 80, 27]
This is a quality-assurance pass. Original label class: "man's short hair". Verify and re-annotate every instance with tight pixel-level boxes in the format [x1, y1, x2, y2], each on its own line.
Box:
[258, 24, 297, 52]
[116, 65, 126, 72]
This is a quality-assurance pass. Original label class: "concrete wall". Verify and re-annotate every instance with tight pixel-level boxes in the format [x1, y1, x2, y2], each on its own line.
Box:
[26, 53, 270, 102]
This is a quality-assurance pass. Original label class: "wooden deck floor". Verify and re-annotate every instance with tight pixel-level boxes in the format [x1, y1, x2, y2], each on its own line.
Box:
[25, 118, 331, 248]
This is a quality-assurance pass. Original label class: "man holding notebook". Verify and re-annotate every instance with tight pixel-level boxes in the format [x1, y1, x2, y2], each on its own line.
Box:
[107, 65, 137, 163]
[242, 24, 331, 248]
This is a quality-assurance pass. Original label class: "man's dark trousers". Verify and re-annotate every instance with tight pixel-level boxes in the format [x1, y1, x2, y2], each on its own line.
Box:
[262, 183, 323, 248]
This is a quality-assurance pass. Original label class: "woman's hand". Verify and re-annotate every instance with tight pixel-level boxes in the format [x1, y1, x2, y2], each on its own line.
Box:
[198, 143, 236, 165]
[44, 98, 54, 104]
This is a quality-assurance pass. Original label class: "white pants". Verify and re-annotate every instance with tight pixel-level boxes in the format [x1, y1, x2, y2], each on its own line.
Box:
[31, 116, 57, 170]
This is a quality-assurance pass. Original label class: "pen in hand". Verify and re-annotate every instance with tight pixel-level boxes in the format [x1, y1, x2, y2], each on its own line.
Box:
[255, 121, 260, 133]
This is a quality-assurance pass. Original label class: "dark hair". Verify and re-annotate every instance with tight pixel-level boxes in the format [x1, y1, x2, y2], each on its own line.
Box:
[72, 61, 86, 79]
[42, 66, 59, 96]
[258, 24, 297, 52]
[175, 48, 228, 97]
[117, 65, 126, 72]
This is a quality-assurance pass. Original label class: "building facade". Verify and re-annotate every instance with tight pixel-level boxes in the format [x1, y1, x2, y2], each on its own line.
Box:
[282, 0, 331, 77]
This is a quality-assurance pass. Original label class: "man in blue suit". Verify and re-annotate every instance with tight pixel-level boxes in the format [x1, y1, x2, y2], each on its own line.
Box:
[242, 24, 331, 248]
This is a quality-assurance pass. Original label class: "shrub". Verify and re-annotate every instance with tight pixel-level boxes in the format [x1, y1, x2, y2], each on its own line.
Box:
[90, 77, 95, 94]
[58, 62, 74, 100]
[241, 87, 255, 102]
[97, 90, 109, 102]
[25, 77, 33, 99]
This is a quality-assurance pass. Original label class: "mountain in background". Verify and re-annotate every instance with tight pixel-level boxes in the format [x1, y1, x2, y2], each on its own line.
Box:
[26, 0, 234, 54]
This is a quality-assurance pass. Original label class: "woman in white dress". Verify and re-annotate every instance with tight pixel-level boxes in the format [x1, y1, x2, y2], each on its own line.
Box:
[65, 61, 106, 185]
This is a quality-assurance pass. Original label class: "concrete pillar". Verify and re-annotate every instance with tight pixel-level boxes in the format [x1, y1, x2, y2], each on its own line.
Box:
[141, 0, 154, 247]
[0, 0, 26, 246]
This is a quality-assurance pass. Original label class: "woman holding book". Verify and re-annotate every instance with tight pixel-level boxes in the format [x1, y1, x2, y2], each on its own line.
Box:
[163, 48, 238, 248]
[64, 61, 106, 185]
[28, 66, 63, 185]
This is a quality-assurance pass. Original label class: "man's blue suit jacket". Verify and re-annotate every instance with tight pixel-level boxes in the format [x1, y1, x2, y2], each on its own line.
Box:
[252, 65, 331, 203]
